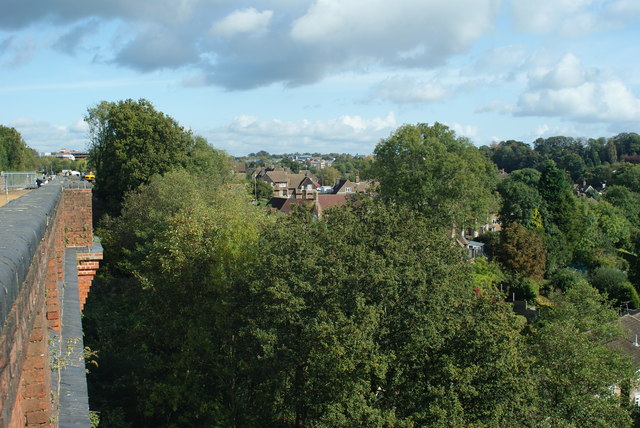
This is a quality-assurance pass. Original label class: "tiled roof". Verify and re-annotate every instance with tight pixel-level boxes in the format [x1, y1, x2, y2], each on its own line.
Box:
[264, 171, 289, 184]
[608, 313, 640, 366]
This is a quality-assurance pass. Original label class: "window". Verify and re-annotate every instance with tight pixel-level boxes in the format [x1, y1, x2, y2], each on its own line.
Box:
[345, 187, 352, 192]
[279, 182, 286, 187]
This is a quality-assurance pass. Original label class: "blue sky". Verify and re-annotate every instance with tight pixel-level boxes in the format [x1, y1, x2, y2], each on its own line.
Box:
[0, 0, 639, 156]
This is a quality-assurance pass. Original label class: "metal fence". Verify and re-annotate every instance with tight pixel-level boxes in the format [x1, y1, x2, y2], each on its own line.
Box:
[63, 179, 93, 189]
[1, 171, 37, 191]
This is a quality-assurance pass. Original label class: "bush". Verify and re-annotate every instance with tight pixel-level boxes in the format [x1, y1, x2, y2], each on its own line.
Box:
[509, 276, 540, 301]
[590, 266, 640, 308]
[548, 269, 588, 292]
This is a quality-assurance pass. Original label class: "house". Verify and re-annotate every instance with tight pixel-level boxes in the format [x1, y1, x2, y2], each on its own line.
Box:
[259, 168, 319, 199]
[267, 194, 351, 218]
[466, 214, 502, 238]
[455, 233, 486, 259]
[332, 176, 373, 194]
[573, 180, 605, 198]
[606, 311, 640, 405]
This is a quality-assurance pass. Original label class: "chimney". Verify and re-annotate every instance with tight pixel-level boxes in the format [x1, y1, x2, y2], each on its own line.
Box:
[355, 174, 360, 184]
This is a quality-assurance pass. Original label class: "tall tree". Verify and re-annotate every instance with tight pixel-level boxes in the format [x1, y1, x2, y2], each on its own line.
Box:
[497, 178, 544, 228]
[605, 185, 640, 228]
[372, 123, 499, 230]
[85, 99, 222, 215]
[0, 125, 37, 171]
[235, 200, 534, 426]
[488, 140, 540, 172]
[495, 222, 546, 280]
[529, 281, 634, 426]
[86, 170, 266, 426]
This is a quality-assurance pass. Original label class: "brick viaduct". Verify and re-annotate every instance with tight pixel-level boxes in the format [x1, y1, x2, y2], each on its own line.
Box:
[0, 181, 102, 427]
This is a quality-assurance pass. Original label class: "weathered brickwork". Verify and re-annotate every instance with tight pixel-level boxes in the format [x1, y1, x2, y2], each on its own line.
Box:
[61, 189, 93, 248]
[0, 182, 99, 427]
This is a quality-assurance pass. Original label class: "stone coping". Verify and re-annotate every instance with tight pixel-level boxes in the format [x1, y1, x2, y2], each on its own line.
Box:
[0, 182, 62, 329]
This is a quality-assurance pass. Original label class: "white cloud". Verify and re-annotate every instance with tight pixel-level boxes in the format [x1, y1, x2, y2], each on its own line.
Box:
[530, 123, 582, 139]
[206, 112, 397, 155]
[211, 8, 274, 38]
[9, 117, 88, 153]
[527, 53, 587, 89]
[516, 53, 640, 123]
[518, 80, 640, 122]
[511, 0, 640, 36]
[291, 0, 501, 65]
[511, 0, 590, 33]
[447, 122, 479, 139]
[472, 45, 526, 74]
[370, 76, 448, 104]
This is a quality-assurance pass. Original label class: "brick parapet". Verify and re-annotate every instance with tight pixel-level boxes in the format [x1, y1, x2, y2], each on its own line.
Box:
[76, 250, 102, 311]
[0, 181, 99, 427]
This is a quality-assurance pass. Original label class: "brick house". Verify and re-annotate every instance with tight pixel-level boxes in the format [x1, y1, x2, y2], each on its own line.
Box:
[332, 176, 374, 194]
[607, 311, 640, 406]
[267, 194, 351, 218]
[259, 168, 319, 199]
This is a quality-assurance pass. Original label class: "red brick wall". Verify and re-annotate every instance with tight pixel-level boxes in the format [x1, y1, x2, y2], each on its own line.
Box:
[1, 185, 100, 427]
[77, 255, 102, 311]
[2, 197, 60, 428]
[61, 189, 93, 247]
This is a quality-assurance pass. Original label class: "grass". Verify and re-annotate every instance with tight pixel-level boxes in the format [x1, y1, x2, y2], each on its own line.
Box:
[0, 189, 32, 208]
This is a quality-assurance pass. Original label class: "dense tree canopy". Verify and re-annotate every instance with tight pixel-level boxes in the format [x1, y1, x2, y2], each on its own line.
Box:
[85, 99, 230, 215]
[0, 125, 37, 171]
[529, 280, 633, 427]
[486, 140, 540, 172]
[373, 123, 499, 230]
[82, 110, 640, 427]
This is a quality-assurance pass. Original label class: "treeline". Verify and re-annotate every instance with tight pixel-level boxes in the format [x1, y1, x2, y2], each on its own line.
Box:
[83, 100, 638, 426]
[482, 133, 640, 182]
[0, 125, 38, 171]
[0, 124, 94, 174]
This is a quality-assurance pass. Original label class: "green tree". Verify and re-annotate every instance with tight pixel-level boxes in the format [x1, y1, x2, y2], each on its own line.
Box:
[316, 166, 341, 186]
[590, 266, 640, 308]
[249, 177, 274, 202]
[488, 140, 540, 172]
[85, 99, 208, 215]
[497, 178, 544, 228]
[548, 268, 588, 292]
[495, 222, 546, 280]
[185, 135, 233, 181]
[0, 125, 37, 171]
[233, 199, 535, 426]
[612, 133, 640, 159]
[472, 257, 506, 293]
[560, 152, 587, 182]
[509, 168, 541, 187]
[373, 123, 499, 230]
[86, 170, 266, 426]
[616, 164, 640, 193]
[529, 281, 634, 426]
[605, 185, 640, 228]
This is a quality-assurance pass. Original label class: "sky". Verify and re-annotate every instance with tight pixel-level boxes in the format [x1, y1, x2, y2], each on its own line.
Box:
[0, 0, 639, 156]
